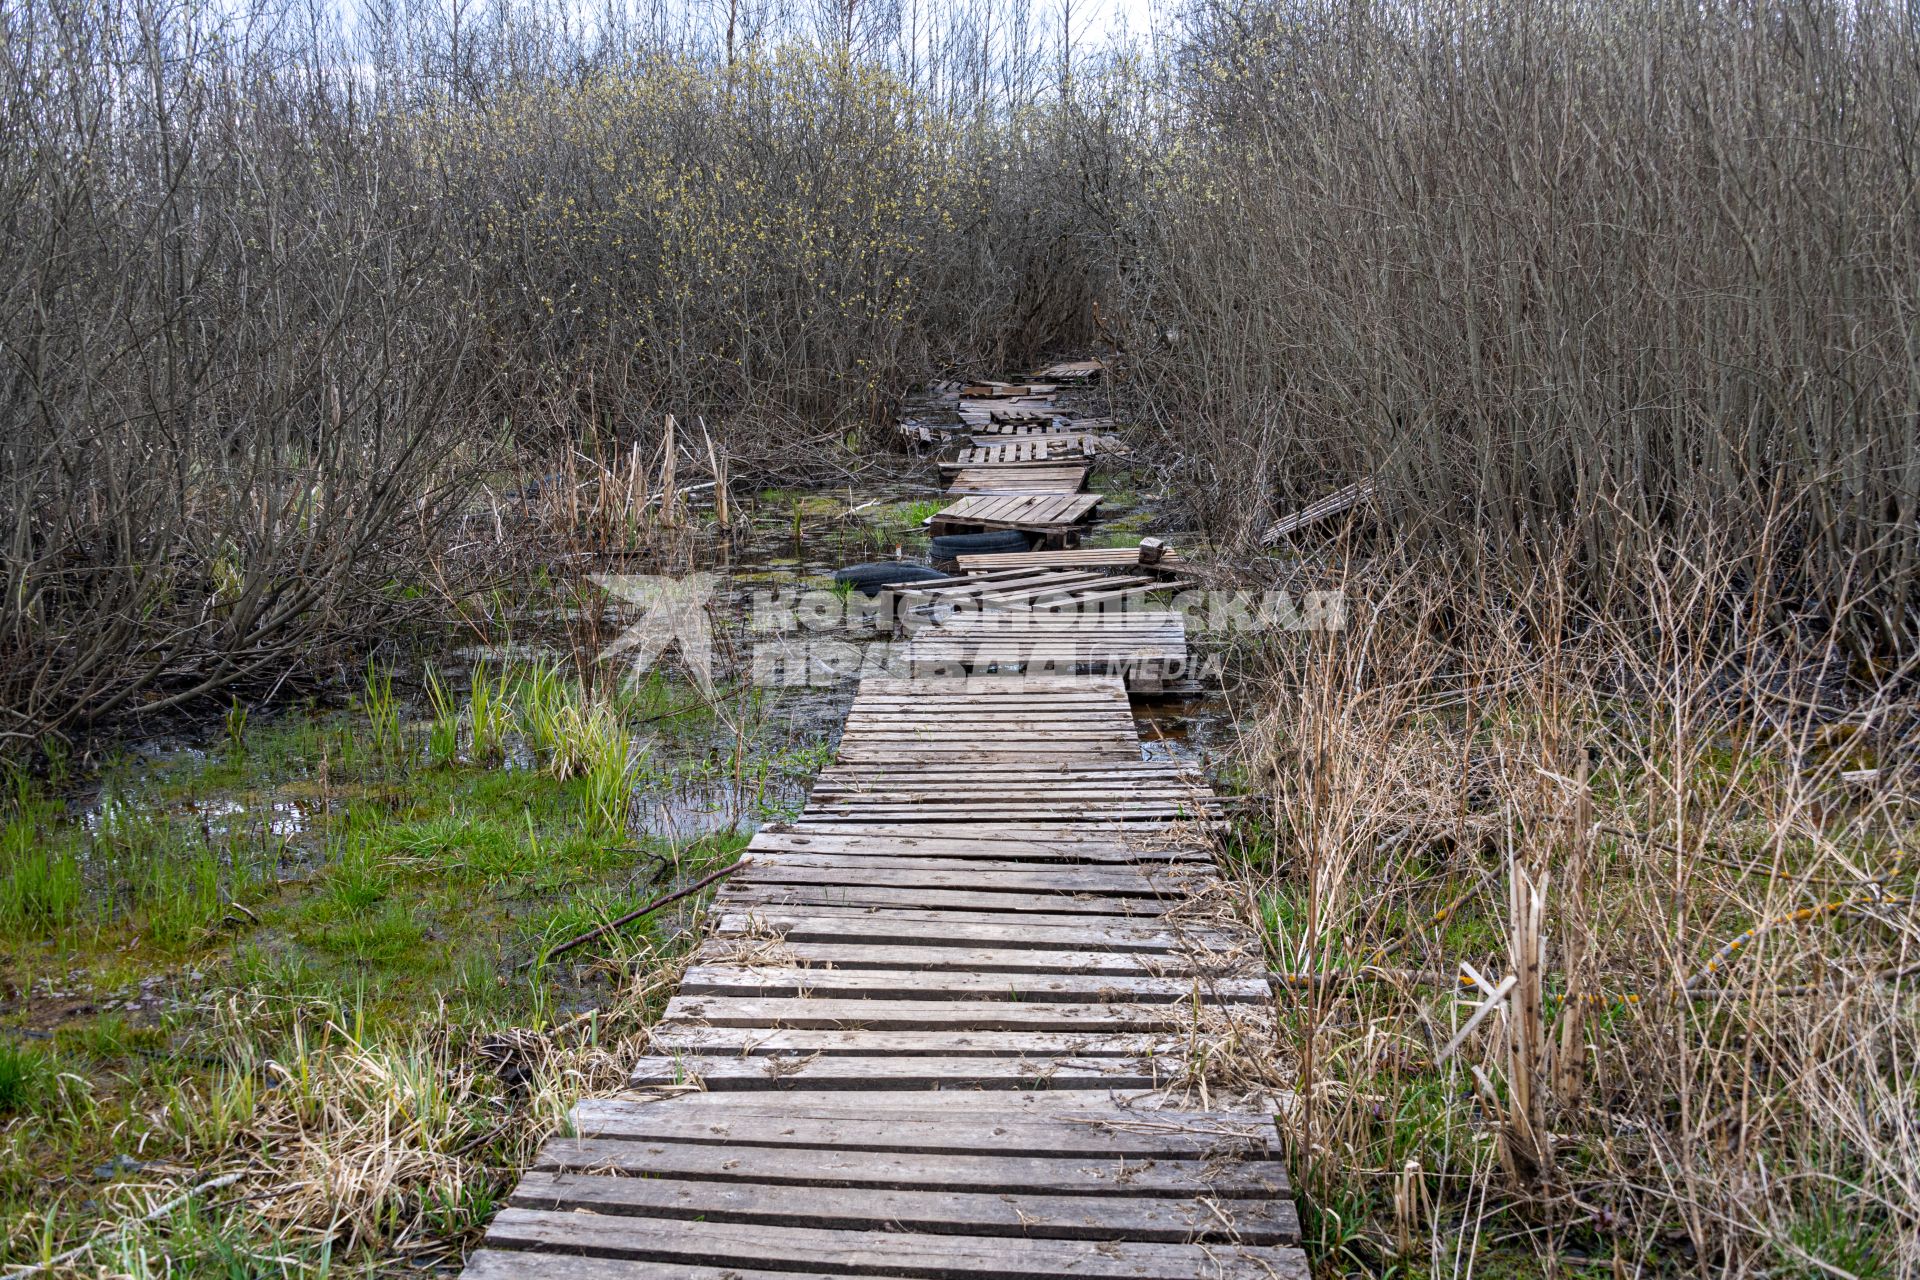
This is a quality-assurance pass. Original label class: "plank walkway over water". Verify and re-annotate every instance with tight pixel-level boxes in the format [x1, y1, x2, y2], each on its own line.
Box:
[944, 463, 1090, 495]
[916, 367, 1192, 687]
[463, 671, 1301, 1278]
[903, 613, 1191, 687]
[940, 436, 1126, 471]
[930, 491, 1103, 538]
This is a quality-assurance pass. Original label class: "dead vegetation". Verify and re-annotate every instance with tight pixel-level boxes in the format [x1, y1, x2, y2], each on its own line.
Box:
[1104, 6, 1920, 1270]
[0, 0, 1115, 753]
[1221, 531, 1919, 1274]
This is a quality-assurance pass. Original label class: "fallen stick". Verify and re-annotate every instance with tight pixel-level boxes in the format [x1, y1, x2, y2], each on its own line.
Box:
[524, 858, 750, 971]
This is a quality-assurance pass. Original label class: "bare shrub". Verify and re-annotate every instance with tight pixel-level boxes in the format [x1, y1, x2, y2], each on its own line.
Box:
[0, 0, 494, 744]
[1126, 0, 1920, 656]
[0, 0, 1123, 748]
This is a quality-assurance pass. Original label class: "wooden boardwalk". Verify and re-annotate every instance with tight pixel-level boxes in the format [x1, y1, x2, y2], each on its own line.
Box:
[919, 368, 1189, 685]
[462, 368, 1300, 1278]
[464, 676, 1300, 1278]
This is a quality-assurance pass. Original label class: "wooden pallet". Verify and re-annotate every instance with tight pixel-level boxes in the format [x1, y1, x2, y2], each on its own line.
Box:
[957, 396, 1057, 423]
[1031, 357, 1105, 381]
[971, 418, 1075, 433]
[967, 429, 1121, 449]
[940, 439, 1084, 468]
[930, 492, 1103, 542]
[462, 675, 1300, 1279]
[960, 381, 1058, 397]
[941, 437, 1125, 471]
[944, 463, 1089, 495]
[956, 544, 1189, 572]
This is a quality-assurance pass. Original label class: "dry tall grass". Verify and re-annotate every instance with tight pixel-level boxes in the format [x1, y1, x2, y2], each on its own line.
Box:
[1217, 525, 1918, 1273]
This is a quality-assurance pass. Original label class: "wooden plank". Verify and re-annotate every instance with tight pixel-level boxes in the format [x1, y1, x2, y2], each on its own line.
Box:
[673, 966, 1268, 1002]
[508, 1169, 1297, 1244]
[534, 1135, 1292, 1196]
[956, 546, 1189, 571]
[583, 1090, 1274, 1120]
[629, 1053, 1189, 1091]
[775, 821, 1205, 840]
[744, 832, 1205, 859]
[656, 996, 1222, 1032]
[945, 465, 1090, 495]
[932, 492, 1103, 534]
[734, 862, 1196, 895]
[742, 857, 1205, 882]
[851, 675, 1128, 694]
[1031, 359, 1105, 381]
[573, 1096, 1278, 1153]
[647, 1028, 1196, 1057]
[715, 885, 1173, 915]
[711, 909, 1236, 951]
[464, 1253, 887, 1280]
[481, 1209, 1310, 1279]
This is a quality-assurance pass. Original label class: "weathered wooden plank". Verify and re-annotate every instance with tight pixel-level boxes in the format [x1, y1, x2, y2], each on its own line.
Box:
[715, 884, 1173, 915]
[572, 1097, 1279, 1155]
[787, 807, 1215, 823]
[733, 863, 1199, 895]
[481, 1209, 1310, 1279]
[657, 995, 1217, 1032]
[534, 1135, 1292, 1197]
[508, 1169, 1297, 1244]
[585, 1091, 1275, 1118]
[711, 908, 1235, 951]
[944, 465, 1091, 495]
[647, 1027, 1193, 1057]
[689, 940, 1236, 978]
[932, 492, 1103, 534]
[673, 965, 1267, 1002]
[852, 675, 1128, 694]
[770, 819, 1200, 841]
[630, 1053, 1185, 1091]
[746, 834, 1212, 865]
[463, 1253, 885, 1280]
[956, 546, 1188, 571]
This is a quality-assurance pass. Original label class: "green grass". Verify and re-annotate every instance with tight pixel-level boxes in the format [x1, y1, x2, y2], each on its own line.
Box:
[0, 1041, 52, 1115]
[0, 641, 833, 1268]
[0, 828, 83, 932]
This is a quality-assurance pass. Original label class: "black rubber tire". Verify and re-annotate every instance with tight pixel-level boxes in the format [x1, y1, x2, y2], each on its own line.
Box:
[833, 563, 949, 596]
[930, 530, 1030, 560]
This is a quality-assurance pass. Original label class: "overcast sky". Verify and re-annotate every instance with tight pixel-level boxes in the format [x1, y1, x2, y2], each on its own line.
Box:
[1075, 0, 1168, 46]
